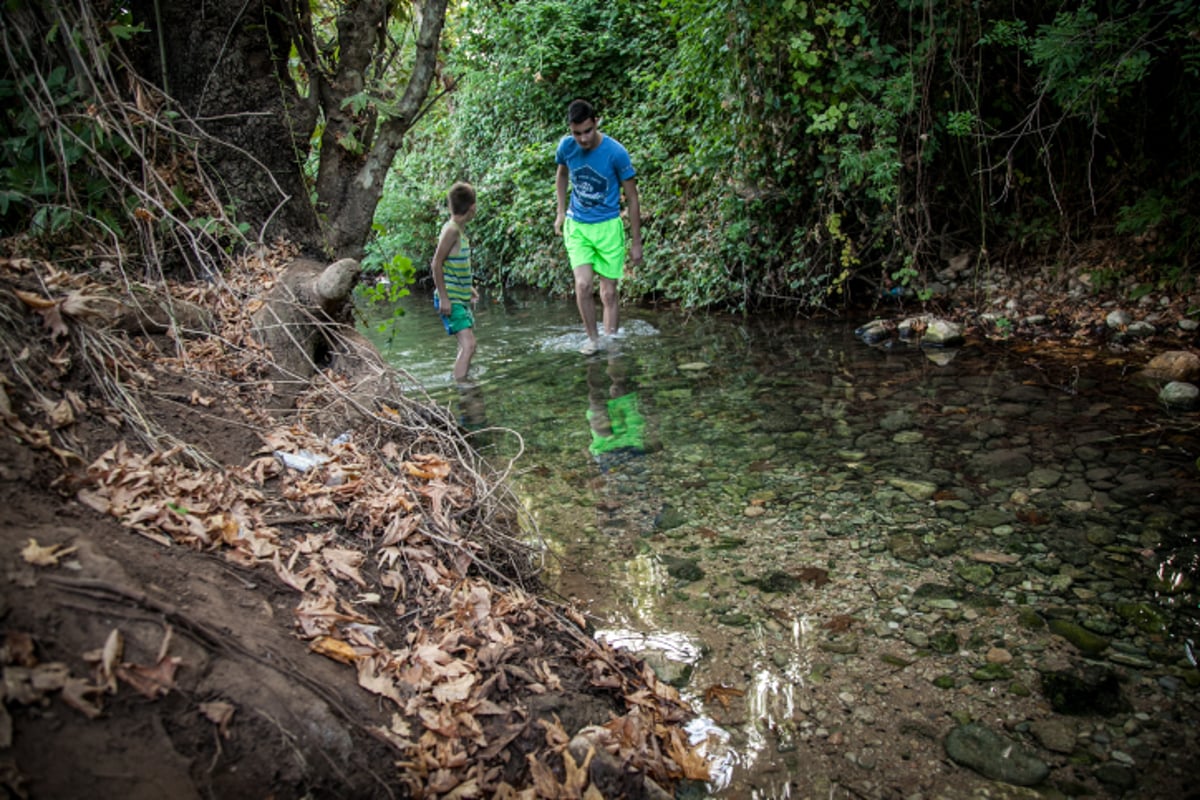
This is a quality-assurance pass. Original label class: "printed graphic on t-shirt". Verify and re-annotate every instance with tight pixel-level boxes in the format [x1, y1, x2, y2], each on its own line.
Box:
[572, 165, 608, 210]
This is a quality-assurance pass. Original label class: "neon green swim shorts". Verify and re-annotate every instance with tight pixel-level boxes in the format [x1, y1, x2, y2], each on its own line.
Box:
[564, 217, 626, 280]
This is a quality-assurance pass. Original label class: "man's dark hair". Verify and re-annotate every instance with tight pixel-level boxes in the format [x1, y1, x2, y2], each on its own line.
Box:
[448, 181, 476, 215]
[567, 99, 595, 125]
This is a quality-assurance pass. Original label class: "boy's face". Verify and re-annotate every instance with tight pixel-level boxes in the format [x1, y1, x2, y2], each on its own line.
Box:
[569, 117, 600, 151]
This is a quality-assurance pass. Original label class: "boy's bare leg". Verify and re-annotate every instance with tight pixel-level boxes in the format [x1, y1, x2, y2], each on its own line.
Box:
[573, 264, 600, 341]
[598, 276, 619, 335]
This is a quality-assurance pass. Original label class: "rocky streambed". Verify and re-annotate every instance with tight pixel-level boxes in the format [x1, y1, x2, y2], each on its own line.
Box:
[533, 326, 1199, 798]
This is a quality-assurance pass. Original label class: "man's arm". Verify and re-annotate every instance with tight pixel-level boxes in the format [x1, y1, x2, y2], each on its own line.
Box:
[623, 177, 643, 266]
[555, 164, 570, 236]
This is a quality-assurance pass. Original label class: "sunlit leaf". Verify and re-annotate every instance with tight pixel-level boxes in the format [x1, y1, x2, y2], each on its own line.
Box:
[20, 538, 77, 567]
[310, 635, 359, 665]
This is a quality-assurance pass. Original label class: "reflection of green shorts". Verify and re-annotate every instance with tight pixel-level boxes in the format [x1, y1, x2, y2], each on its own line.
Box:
[564, 217, 626, 280]
[434, 295, 474, 334]
[587, 392, 645, 456]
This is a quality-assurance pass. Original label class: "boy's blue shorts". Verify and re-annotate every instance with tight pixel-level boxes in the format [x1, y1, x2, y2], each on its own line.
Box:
[434, 295, 474, 334]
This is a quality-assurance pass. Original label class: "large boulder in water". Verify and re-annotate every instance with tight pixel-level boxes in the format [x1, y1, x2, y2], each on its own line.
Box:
[944, 722, 1050, 786]
[1138, 350, 1200, 383]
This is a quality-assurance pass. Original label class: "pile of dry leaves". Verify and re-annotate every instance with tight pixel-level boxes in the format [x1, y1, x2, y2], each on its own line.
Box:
[0, 247, 710, 798]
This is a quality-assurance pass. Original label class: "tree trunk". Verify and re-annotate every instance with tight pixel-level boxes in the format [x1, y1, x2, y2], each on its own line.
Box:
[251, 257, 398, 427]
[313, 0, 451, 259]
[126, 0, 451, 262]
[126, 0, 321, 253]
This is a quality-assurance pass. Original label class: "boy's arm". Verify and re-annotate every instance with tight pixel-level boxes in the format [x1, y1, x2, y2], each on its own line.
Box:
[554, 165, 570, 236]
[430, 224, 458, 313]
[622, 177, 643, 267]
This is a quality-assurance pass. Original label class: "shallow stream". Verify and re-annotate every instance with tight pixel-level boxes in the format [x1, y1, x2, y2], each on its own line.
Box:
[360, 288, 1200, 797]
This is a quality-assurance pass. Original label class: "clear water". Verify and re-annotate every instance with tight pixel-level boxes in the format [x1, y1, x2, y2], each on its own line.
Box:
[360, 286, 1200, 796]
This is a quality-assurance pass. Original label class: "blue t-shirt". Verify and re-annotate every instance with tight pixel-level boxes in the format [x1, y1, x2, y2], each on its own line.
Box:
[556, 134, 636, 224]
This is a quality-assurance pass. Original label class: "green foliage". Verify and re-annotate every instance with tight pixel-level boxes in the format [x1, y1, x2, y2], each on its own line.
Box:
[1025, 6, 1153, 118]
[1116, 188, 1197, 285]
[355, 248, 416, 344]
[0, 7, 148, 241]
[375, 0, 1200, 312]
[359, 252, 415, 305]
[187, 212, 253, 251]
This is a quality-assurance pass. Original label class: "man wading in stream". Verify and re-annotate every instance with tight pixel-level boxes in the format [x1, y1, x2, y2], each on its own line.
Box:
[554, 99, 643, 355]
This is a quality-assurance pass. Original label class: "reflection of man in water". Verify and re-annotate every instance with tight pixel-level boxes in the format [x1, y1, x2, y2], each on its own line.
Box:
[586, 353, 645, 472]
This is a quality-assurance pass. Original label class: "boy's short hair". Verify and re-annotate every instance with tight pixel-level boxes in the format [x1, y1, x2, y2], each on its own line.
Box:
[448, 182, 476, 215]
[567, 99, 595, 125]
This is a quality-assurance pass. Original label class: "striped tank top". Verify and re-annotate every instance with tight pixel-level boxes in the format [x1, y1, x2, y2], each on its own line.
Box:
[443, 223, 472, 304]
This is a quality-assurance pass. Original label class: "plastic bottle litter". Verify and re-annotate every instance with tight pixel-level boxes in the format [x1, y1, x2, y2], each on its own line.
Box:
[273, 449, 329, 472]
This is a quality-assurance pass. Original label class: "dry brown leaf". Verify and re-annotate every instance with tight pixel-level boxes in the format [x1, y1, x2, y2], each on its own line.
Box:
[38, 304, 69, 339]
[2, 667, 39, 704]
[564, 605, 587, 629]
[432, 672, 476, 704]
[98, 628, 123, 693]
[562, 747, 593, 794]
[60, 290, 119, 321]
[199, 700, 235, 738]
[30, 663, 71, 692]
[416, 480, 457, 524]
[427, 769, 463, 794]
[533, 660, 562, 692]
[403, 453, 451, 480]
[60, 678, 104, 719]
[293, 594, 369, 638]
[357, 657, 404, 707]
[323, 547, 366, 586]
[443, 777, 482, 799]
[823, 614, 855, 632]
[368, 713, 415, 753]
[538, 715, 570, 749]
[419, 705, 461, 738]
[664, 726, 712, 781]
[117, 655, 181, 699]
[702, 683, 744, 711]
[378, 511, 419, 545]
[310, 636, 359, 665]
[42, 396, 75, 428]
[12, 289, 55, 310]
[796, 566, 830, 587]
[297, 531, 334, 554]
[526, 753, 561, 796]
[20, 538, 78, 567]
[3, 631, 37, 667]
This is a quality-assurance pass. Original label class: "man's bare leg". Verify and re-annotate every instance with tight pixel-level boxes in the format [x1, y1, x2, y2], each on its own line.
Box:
[598, 276, 619, 336]
[574, 264, 600, 342]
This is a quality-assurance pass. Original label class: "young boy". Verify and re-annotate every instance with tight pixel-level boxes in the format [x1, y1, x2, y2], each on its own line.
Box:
[431, 182, 479, 382]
